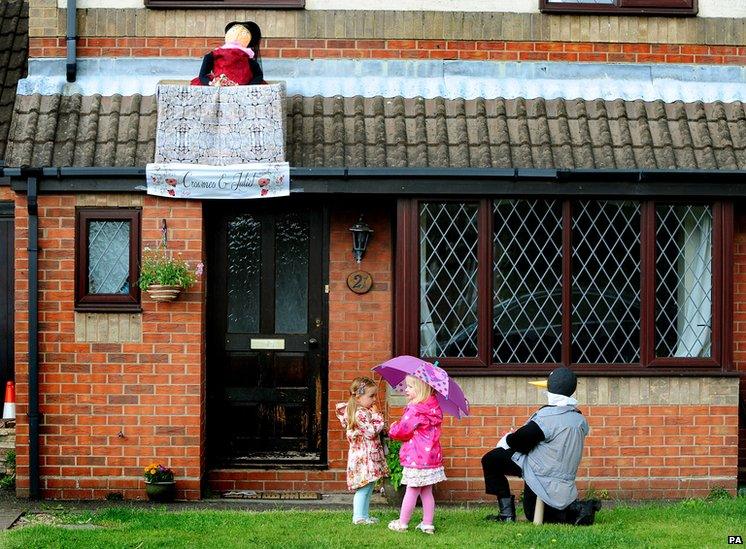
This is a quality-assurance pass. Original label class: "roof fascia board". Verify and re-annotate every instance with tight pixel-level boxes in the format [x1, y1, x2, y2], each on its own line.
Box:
[3, 167, 746, 197]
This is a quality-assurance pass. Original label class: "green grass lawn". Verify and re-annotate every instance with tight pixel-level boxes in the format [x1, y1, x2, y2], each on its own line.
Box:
[1, 498, 744, 548]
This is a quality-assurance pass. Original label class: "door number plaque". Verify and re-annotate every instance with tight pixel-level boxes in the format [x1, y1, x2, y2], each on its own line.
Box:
[250, 339, 286, 350]
[347, 270, 373, 294]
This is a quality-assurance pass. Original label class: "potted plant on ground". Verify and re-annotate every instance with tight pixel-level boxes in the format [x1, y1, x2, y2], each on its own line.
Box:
[139, 246, 203, 302]
[144, 462, 176, 502]
[381, 438, 405, 507]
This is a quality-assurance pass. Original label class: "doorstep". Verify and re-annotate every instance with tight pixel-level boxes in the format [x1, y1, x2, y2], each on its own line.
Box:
[209, 491, 387, 510]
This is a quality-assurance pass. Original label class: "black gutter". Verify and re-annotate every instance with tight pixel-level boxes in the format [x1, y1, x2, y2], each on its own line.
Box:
[26, 173, 40, 500]
[4, 166, 746, 197]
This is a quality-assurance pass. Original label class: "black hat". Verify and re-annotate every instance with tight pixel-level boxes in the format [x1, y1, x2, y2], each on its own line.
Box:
[547, 367, 577, 397]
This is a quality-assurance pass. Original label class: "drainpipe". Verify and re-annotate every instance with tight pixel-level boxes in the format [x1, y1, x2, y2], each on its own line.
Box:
[26, 175, 40, 499]
[66, 0, 76, 82]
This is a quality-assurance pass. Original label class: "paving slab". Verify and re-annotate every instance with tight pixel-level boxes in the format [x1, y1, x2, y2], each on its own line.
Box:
[0, 507, 23, 530]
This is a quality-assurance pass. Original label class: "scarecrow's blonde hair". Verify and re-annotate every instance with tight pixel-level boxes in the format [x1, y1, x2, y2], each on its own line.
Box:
[346, 377, 377, 430]
[406, 375, 434, 404]
[225, 24, 252, 48]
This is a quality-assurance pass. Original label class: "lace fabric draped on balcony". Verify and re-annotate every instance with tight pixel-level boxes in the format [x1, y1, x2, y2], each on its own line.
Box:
[154, 83, 286, 165]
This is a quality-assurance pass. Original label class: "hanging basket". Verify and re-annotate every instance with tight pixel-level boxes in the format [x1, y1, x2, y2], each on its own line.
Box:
[146, 284, 183, 302]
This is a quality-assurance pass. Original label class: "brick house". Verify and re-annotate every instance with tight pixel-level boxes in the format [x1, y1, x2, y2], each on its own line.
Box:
[0, 0, 744, 501]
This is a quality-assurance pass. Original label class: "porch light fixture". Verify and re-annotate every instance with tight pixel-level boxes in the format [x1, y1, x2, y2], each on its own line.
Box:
[349, 216, 373, 264]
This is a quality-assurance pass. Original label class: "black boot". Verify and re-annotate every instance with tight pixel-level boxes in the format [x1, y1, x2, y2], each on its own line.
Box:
[485, 496, 516, 522]
[566, 499, 602, 526]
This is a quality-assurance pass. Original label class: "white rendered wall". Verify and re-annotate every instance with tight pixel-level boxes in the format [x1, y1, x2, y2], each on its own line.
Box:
[58, 0, 746, 18]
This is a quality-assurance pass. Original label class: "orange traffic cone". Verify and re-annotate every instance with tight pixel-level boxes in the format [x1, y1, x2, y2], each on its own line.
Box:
[2, 381, 15, 420]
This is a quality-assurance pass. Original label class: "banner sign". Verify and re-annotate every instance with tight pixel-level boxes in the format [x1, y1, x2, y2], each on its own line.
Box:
[146, 162, 290, 200]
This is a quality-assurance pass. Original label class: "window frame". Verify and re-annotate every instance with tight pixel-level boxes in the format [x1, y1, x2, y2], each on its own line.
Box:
[143, 0, 304, 8]
[395, 197, 731, 375]
[75, 207, 142, 313]
[539, 0, 697, 16]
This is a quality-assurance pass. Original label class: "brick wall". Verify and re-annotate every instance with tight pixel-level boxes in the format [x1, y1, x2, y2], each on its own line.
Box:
[13, 193, 206, 500]
[27, 8, 746, 47]
[28, 37, 746, 65]
[433, 378, 739, 501]
[388, 403, 738, 502]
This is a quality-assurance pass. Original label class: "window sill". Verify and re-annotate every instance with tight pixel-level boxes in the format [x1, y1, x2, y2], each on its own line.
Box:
[75, 304, 142, 314]
[443, 366, 737, 377]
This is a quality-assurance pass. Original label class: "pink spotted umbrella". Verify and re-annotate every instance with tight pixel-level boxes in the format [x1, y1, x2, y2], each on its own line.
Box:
[373, 355, 470, 418]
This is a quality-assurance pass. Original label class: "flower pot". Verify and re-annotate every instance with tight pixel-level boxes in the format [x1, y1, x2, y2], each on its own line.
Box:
[146, 285, 182, 302]
[145, 481, 176, 502]
[381, 478, 405, 507]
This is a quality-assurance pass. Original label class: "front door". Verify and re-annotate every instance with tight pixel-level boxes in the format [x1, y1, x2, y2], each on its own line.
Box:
[207, 200, 327, 466]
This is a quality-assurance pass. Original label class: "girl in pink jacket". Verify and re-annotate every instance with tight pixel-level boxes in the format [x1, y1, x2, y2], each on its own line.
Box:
[387, 375, 446, 534]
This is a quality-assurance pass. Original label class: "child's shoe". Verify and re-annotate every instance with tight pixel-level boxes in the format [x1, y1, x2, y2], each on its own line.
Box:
[387, 519, 408, 532]
[415, 522, 435, 534]
[353, 517, 378, 525]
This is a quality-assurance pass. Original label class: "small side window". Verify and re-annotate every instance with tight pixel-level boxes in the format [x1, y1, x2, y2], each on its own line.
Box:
[75, 208, 141, 312]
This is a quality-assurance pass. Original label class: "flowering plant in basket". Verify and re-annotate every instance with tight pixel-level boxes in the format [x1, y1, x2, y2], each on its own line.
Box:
[138, 246, 203, 291]
[143, 462, 174, 484]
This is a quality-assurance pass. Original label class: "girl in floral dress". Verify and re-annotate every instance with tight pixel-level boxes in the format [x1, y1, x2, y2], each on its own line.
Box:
[335, 377, 389, 525]
[387, 375, 446, 535]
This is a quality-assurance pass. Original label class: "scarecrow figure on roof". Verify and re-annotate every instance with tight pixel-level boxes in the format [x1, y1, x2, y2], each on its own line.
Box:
[481, 367, 602, 525]
[191, 21, 266, 87]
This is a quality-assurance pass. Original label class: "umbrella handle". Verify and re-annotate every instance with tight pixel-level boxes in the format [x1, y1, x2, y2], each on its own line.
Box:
[433, 360, 440, 368]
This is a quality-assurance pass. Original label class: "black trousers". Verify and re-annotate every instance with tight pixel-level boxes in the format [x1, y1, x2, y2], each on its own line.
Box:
[481, 448, 570, 523]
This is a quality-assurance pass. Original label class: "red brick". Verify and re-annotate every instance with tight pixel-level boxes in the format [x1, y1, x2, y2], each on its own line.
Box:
[622, 43, 651, 53]
[564, 42, 594, 52]
[519, 52, 549, 61]
[446, 41, 477, 50]
[534, 42, 564, 52]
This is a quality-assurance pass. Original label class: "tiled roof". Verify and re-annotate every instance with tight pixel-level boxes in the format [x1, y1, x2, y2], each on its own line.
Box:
[0, 0, 27, 162]
[7, 93, 746, 170]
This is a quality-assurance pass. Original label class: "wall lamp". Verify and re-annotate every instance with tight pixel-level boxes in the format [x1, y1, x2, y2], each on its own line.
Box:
[349, 216, 373, 264]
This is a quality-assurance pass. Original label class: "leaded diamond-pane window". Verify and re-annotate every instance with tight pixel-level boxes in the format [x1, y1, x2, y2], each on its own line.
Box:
[655, 204, 713, 358]
[401, 197, 725, 370]
[572, 201, 641, 364]
[88, 221, 130, 294]
[493, 200, 563, 363]
[76, 208, 141, 312]
[420, 202, 479, 358]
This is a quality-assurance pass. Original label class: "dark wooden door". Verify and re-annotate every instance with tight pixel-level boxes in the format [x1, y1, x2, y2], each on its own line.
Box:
[0, 203, 13, 393]
[207, 199, 327, 466]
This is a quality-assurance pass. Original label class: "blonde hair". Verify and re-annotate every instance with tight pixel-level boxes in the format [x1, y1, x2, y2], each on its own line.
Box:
[225, 24, 252, 48]
[406, 375, 434, 404]
[346, 376, 377, 430]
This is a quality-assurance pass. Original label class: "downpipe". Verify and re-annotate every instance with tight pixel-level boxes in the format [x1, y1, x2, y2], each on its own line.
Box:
[66, 0, 76, 82]
[26, 175, 40, 499]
